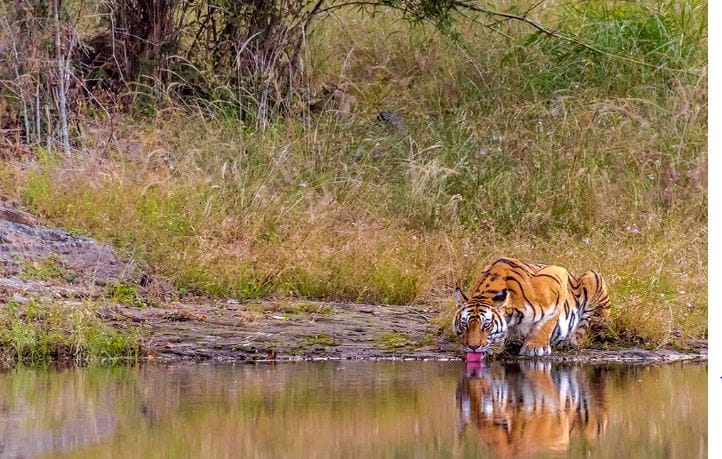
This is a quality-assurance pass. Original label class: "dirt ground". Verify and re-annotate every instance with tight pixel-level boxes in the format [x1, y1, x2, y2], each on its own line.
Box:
[101, 300, 707, 364]
[0, 197, 707, 364]
[104, 300, 453, 362]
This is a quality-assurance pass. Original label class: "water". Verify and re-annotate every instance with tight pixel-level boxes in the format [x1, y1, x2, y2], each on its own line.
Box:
[0, 361, 706, 458]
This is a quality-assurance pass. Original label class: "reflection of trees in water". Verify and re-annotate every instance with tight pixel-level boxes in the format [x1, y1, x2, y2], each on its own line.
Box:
[456, 362, 609, 456]
[0, 365, 205, 456]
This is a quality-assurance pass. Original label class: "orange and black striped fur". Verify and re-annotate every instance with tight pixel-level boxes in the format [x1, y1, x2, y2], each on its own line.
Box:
[456, 362, 609, 456]
[452, 258, 610, 356]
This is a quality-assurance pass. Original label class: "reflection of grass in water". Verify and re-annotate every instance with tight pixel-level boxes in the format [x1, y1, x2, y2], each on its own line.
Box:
[0, 362, 706, 458]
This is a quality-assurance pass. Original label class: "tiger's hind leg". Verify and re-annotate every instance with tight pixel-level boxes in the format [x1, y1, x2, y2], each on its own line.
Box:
[570, 271, 610, 345]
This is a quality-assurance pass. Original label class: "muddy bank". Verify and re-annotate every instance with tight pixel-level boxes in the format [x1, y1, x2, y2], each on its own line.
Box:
[102, 300, 706, 364]
[105, 300, 452, 362]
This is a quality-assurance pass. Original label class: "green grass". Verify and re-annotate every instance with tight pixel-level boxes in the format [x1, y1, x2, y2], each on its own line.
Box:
[0, 299, 144, 365]
[376, 332, 414, 350]
[302, 334, 339, 347]
[20, 255, 75, 283]
[0, 1, 707, 349]
[107, 283, 146, 308]
[521, 0, 706, 95]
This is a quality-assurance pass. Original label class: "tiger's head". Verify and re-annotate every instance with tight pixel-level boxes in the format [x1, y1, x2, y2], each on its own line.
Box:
[452, 287, 508, 355]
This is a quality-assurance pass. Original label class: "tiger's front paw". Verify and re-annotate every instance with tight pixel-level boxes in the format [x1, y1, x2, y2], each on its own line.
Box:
[519, 343, 551, 356]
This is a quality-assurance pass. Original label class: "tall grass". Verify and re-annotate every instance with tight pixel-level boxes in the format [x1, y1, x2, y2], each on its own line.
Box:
[0, 1, 707, 348]
[0, 299, 143, 365]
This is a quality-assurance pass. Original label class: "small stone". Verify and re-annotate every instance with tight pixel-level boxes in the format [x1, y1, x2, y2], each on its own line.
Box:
[377, 111, 407, 132]
[12, 293, 29, 304]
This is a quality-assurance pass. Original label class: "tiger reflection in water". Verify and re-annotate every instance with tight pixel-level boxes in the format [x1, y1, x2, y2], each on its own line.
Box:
[456, 362, 609, 456]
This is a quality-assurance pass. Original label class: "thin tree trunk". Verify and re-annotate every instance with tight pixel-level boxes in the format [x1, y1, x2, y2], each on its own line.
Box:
[53, 0, 71, 156]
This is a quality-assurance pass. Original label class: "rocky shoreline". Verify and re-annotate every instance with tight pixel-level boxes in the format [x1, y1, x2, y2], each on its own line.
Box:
[0, 197, 708, 366]
[100, 301, 706, 364]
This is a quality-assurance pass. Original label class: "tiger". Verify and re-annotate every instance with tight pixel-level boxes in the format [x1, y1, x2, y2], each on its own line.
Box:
[452, 257, 610, 357]
[456, 361, 609, 456]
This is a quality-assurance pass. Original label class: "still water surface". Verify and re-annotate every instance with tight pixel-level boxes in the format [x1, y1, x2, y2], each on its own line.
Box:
[0, 360, 706, 458]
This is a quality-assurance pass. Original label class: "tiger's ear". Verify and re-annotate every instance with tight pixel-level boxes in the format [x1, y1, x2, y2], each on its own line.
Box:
[454, 287, 468, 307]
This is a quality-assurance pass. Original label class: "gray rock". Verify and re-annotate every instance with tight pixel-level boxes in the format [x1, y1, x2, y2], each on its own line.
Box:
[377, 111, 407, 133]
[0, 199, 138, 298]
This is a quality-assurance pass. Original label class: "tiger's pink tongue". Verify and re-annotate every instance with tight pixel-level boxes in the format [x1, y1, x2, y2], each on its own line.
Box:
[465, 352, 484, 362]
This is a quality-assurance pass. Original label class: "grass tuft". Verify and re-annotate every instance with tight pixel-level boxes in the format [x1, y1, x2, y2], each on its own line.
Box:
[302, 334, 339, 347]
[20, 255, 75, 283]
[0, 299, 143, 365]
[107, 283, 146, 308]
[376, 332, 414, 349]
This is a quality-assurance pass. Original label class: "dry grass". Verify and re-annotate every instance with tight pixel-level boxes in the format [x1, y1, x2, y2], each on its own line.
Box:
[0, 1, 707, 348]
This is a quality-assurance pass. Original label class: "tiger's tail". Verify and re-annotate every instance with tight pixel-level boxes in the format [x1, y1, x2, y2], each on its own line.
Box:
[569, 271, 610, 343]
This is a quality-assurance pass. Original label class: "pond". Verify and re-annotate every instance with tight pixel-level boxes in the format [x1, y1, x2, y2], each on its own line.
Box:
[0, 360, 706, 458]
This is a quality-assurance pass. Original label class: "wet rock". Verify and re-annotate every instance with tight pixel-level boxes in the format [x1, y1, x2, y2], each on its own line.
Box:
[103, 298, 706, 365]
[494, 347, 706, 364]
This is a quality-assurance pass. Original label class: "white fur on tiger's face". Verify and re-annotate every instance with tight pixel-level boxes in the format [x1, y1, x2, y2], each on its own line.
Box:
[452, 288, 508, 355]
